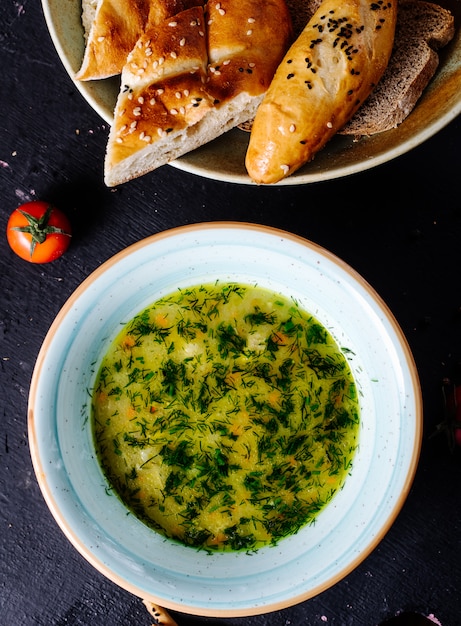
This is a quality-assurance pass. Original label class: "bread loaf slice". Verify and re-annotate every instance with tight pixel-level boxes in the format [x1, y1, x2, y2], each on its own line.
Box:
[340, 0, 455, 135]
[104, 0, 293, 186]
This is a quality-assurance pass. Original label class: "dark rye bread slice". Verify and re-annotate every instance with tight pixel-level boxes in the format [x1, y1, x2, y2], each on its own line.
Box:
[340, 0, 455, 135]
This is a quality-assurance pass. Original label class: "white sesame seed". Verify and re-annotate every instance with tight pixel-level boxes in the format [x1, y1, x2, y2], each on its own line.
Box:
[223, 59, 230, 65]
[249, 62, 255, 67]
[289, 124, 296, 132]
[97, 36, 105, 42]
[142, 135, 151, 142]
[199, 30, 204, 36]
[326, 121, 333, 128]
[128, 94, 133, 100]
[157, 128, 165, 137]
[190, 20, 197, 25]
[157, 88, 164, 95]
[175, 91, 181, 99]
[138, 96, 144, 104]
[280, 164, 289, 174]
[120, 124, 127, 131]
[153, 60, 158, 69]
[208, 18, 213, 24]
[168, 20, 178, 26]
[170, 108, 178, 115]
[133, 107, 142, 116]
[130, 121, 137, 129]
[184, 89, 190, 96]
[150, 98, 156, 105]
[248, 17, 255, 23]
[170, 51, 177, 58]
[180, 37, 186, 46]
[139, 131, 145, 140]
[246, 29, 253, 35]
[116, 137, 123, 143]
[179, 106, 185, 114]
[218, 8, 225, 15]
[159, 56, 165, 65]
[145, 47, 152, 56]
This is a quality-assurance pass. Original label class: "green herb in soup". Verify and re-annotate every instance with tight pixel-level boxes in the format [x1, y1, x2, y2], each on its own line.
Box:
[92, 283, 360, 552]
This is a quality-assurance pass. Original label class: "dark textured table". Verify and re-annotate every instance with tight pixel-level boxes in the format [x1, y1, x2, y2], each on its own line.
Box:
[1, 2, 461, 625]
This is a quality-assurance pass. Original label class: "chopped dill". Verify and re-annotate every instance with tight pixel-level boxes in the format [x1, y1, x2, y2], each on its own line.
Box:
[92, 282, 360, 552]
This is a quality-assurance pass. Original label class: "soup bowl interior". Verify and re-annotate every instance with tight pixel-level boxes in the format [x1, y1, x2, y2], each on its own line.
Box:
[28, 223, 422, 617]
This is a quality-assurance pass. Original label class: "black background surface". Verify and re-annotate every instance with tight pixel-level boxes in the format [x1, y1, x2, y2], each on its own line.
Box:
[1, 2, 461, 625]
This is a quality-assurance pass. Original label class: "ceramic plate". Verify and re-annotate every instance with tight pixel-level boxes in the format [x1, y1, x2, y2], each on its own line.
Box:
[28, 223, 422, 617]
[41, 0, 461, 185]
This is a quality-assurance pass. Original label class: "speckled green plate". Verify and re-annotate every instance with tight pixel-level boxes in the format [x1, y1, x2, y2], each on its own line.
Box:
[41, 0, 461, 184]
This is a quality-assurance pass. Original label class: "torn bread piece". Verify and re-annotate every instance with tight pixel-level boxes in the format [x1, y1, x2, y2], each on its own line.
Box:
[104, 6, 214, 185]
[77, 0, 205, 81]
[104, 0, 293, 186]
[76, 0, 152, 80]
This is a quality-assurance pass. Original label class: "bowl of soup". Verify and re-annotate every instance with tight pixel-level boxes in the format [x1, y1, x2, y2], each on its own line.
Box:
[28, 222, 422, 617]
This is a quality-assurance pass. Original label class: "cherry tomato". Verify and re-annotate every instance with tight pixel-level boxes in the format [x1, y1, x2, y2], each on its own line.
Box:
[6, 201, 72, 263]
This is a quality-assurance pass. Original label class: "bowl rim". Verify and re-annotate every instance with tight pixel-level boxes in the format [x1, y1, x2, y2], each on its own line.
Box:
[28, 222, 423, 616]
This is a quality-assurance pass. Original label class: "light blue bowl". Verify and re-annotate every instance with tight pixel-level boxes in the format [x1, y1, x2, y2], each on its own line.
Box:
[28, 223, 422, 617]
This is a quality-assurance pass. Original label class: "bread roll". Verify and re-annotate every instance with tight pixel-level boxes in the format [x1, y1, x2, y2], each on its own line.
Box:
[245, 0, 398, 184]
[104, 0, 292, 186]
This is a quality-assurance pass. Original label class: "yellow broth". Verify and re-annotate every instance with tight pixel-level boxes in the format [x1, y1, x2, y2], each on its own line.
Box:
[92, 283, 360, 551]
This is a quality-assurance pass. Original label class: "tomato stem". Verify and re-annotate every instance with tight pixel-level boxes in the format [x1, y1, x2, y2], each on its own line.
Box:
[12, 205, 71, 257]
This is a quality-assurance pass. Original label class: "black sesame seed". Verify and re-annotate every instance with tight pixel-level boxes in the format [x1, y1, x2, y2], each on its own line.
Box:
[287, 73, 295, 79]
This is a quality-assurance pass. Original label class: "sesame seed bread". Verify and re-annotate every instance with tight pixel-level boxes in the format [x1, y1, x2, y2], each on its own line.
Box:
[340, 0, 455, 135]
[245, 0, 398, 184]
[103, 0, 293, 186]
[77, 0, 205, 81]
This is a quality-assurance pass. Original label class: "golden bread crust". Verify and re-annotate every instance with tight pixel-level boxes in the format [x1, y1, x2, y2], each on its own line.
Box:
[104, 0, 293, 184]
[245, 0, 398, 184]
[106, 6, 212, 169]
[76, 0, 152, 80]
[77, 0, 205, 80]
